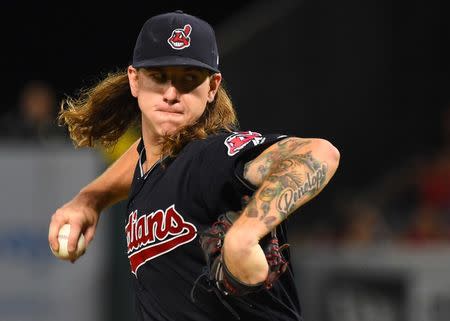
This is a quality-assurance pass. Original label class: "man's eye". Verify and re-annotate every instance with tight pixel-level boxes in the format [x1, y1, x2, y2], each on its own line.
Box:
[151, 73, 166, 83]
[183, 74, 198, 82]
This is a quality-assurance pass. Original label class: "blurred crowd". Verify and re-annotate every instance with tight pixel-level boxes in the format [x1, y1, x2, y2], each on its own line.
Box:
[0, 80, 139, 161]
[0, 80, 68, 143]
[304, 105, 450, 247]
[1, 80, 448, 247]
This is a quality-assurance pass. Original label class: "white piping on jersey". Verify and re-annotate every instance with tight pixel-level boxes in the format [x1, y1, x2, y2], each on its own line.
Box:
[235, 172, 256, 192]
[138, 147, 167, 180]
[138, 148, 145, 177]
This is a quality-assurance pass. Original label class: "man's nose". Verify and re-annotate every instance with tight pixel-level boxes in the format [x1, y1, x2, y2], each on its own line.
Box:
[163, 81, 180, 103]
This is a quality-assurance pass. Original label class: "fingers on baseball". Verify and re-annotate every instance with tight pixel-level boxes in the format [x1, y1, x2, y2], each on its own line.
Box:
[84, 226, 96, 247]
[67, 223, 83, 254]
[48, 213, 65, 252]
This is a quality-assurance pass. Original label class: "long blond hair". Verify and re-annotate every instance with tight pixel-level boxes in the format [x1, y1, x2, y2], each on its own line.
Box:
[59, 68, 238, 157]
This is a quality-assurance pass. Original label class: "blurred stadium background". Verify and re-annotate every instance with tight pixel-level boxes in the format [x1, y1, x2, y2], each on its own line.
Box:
[0, 1, 448, 320]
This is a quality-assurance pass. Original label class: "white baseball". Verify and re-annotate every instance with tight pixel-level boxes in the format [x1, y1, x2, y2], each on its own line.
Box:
[51, 224, 86, 260]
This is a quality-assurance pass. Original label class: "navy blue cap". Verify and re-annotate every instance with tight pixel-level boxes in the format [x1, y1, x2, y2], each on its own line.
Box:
[132, 10, 220, 73]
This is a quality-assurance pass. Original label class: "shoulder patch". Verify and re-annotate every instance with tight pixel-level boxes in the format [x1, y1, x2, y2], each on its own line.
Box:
[224, 131, 266, 156]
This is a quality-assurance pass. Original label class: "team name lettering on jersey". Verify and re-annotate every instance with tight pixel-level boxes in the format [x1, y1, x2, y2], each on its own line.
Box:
[224, 131, 266, 156]
[125, 205, 197, 275]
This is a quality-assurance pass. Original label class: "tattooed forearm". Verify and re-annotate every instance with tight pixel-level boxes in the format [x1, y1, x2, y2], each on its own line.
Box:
[256, 150, 329, 229]
[246, 199, 259, 217]
[257, 164, 270, 178]
[238, 137, 339, 239]
[244, 139, 312, 185]
[263, 216, 277, 227]
[277, 137, 311, 150]
[276, 162, 328, 216]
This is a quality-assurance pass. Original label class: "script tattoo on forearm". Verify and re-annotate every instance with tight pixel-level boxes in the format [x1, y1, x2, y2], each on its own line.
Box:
[258, 151, 328, 229]
[277, 161, 328, 215]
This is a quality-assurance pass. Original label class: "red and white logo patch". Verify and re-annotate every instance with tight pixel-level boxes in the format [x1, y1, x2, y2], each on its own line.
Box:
[224, 131, 265, 156]
[125, 205, 197, 275]
[167, 24, 192, 50]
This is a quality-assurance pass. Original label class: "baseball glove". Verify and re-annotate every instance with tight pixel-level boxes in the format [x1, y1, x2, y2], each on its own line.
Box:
[194, 209, 290, 298]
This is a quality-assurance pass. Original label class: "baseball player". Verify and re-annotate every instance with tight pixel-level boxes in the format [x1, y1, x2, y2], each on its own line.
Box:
[48, 10, 340, 321]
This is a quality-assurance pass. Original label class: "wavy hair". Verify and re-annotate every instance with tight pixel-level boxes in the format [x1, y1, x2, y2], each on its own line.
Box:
[59, 68, 239, 157]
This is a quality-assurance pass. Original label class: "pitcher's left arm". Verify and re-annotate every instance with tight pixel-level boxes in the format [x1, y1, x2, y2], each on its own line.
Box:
[224, 137, 340, 284]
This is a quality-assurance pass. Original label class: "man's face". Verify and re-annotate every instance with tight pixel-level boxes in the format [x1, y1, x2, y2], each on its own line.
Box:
[128, 66, 221, 137]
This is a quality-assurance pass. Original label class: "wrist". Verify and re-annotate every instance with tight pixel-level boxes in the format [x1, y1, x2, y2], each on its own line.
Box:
[223, 230, 268, 284]
[76, 189, 107, 214]
[224, 228, 258, 253]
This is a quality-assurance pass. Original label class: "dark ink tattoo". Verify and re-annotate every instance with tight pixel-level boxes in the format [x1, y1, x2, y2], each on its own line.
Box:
[263, 216, 277, 229]
[256, 148, 328, 223]
[257, 164, 270, 178]
[260, 202, 271, 221]
[246, 200, 259, 217]
[245, 139, 330, 229]
[276, 162, 328, 216]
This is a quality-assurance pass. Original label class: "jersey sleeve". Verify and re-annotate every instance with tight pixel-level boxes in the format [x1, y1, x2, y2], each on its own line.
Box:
[194, 131, 292, 215]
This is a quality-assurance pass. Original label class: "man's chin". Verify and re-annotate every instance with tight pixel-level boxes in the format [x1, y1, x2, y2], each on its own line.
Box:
[156, 119, 193, 137]
[159, 125, 181, 137]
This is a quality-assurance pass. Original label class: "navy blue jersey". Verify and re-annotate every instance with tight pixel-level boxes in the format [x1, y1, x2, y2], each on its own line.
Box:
[125, 131, 303, 321]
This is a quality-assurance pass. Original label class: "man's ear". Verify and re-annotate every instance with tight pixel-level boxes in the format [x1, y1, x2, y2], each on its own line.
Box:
[128, 66, 139, 98]
[208, 73, 222, 102]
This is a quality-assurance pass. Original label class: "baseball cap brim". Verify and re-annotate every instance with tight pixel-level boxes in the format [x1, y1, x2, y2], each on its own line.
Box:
[132, 56, 220, 73]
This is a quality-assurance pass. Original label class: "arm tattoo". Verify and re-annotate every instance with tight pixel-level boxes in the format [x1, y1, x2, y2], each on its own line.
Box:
[243, 138, 328, 230]
[243, 138, 311, 185]
[246, 199, 259, 217]
[258, 150, 328, 229]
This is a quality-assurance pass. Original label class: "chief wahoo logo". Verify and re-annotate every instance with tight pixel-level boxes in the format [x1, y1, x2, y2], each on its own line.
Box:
[224, 131, 265, 156]
[167, 24, 192, 50]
